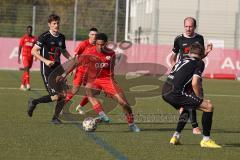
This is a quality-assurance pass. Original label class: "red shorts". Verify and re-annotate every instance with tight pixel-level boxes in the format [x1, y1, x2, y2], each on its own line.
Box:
[88, 77, 122, 96]
[22, 56, 33, 68]
[73, 66, 86, 86]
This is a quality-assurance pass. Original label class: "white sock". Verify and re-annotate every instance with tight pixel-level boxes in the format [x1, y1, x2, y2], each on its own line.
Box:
[76, 104, 82, 110]
[173, 131, 181, 139]
[99, 111, 106, 117]
[203, 136, 210, 141]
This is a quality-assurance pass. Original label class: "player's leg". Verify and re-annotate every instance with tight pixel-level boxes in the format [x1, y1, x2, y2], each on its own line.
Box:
[20, 56, 27, 90]
[170, 109, 189, 145]
[189, 109, 201, 134]
[51, 95, 65, 124]
[66, 67, 86, 114]
[198, 100, 221, 148]
[85, 82, 110, 122]
[27, 70, 57, 117]
[25, 56, 33, 90]
[112, 93, 140, 132]
[101, 78, 140, 132]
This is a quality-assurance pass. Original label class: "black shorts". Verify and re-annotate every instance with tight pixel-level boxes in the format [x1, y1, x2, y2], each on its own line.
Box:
[40, 63, 66, 96]
[41, 67, 58, 96]
[162, 91, 203, 110]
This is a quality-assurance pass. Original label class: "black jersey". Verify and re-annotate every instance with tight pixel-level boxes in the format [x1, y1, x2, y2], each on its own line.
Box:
[172, 34, 204, 60]
[36, 31, 66, 69]
[165, 57, 205, 94]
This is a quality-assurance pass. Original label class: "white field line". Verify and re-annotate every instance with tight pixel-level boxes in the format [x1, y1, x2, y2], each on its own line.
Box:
[0, 87, 45, 91]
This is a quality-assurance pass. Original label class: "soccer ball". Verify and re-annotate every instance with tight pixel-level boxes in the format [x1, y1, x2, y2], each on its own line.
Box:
[82, 117, 97, 132]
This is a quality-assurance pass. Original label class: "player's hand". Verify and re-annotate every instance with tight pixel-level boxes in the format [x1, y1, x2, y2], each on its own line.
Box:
[34, 56, 38, 61]
[56, 73, 66, 83]
[205, 43, 213, 55]
[18, 58, 21, 64]
[45, 60, 55, 67]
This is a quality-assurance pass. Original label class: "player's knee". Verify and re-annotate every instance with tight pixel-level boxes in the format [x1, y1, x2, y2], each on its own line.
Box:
[51, 95, 59, 101]
[207, 102, 214, 112]
[25, 66, 30, 71]
[117, 98, 127, 106]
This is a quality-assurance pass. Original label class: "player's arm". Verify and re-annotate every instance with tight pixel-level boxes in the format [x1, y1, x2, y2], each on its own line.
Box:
[56, 57, 79, 82]
[202, 43, 213, 59]
[18, 45, 22, 64]
[192, 75, 203, 97]
[60, 35, 73, 60]
[61, 49, 73, 60]
[31, 45, 54, 67]
[170, 37, 180, 66]
[18, 37, 24, 64]
[169, 52, 178, 67]
[199, 36, 212, 59]
[192, 60, 205, 97]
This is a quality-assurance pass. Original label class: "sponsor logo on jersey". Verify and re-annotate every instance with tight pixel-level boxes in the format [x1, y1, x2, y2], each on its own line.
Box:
[59, 42, 62, 46]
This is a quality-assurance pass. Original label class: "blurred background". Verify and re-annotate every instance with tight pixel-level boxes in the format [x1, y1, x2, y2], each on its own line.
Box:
[1, 0, 240, 48]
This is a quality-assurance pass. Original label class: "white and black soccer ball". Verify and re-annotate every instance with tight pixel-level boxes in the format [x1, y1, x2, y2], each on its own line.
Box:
[82, 117, 97, 132]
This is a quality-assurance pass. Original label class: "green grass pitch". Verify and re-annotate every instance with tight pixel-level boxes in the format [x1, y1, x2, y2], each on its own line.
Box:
[0, 70, 240, 160]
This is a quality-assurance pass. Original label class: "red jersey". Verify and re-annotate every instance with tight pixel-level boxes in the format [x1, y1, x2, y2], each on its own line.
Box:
[19, 34, 37, 56]
[83, 46, 115, 79]
[74, 39, 95, 56]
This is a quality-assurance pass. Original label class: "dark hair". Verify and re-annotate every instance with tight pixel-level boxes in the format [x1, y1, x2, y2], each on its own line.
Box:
[48, 14, 60, 23]
[96, 33, 108, 42]
[89, 27, 98, 32]
[189, 42, 205, 58]
[27, 25, 32, 29]
[184, 17, 197, 28]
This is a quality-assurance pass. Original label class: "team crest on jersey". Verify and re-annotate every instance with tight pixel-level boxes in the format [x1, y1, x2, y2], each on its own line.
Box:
[58, 42, 62, 46]
[106, 56, 111, 60]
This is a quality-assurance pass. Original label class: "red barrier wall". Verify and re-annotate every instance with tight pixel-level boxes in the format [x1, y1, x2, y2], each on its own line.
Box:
[0, 38, 239, 79]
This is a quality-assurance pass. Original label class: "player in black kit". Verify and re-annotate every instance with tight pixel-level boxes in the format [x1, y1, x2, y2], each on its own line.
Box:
[163, 42, 221, 148]
[27, 14, 72, 124]
[169, 17, 213, 135]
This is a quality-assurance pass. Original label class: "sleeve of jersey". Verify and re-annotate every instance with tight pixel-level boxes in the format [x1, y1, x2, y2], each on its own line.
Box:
[35, 34, 45, 49]
[74, 43, 84, 55]
[19, 36, 24, 46]
[61, 35, 66, 50]
[193, 60, 205, 78]
[172, 37, 179, 54]
[199, 35, 205, 46]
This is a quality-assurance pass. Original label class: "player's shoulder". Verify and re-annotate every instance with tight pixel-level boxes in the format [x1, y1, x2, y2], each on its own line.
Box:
[38, 31, 51, 39]
[82, 39, 91, 45]
[105, 48, 115, 55]
[83, 45, 96, 54]
[192, 58, 205, 67]
[33, 36, 38, 40]
[58, 33, 65, 38]
[197, 58, 205, 66]
[174, 34, 184, 41]
[195, 33, 204, 39]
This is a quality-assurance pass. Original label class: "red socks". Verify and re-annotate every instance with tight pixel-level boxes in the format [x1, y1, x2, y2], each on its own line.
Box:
[126, 113, 134, 124]
[92, 103, 103, 114]
[21, 71, 29, 85]
[80, 96, 89, 106]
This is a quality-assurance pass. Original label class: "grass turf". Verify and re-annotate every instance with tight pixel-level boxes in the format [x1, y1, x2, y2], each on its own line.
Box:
[0, 70, 240, 160]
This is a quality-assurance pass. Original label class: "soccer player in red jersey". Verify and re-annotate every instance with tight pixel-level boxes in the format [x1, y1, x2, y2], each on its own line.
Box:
[83, 33, 140, 132]
[18, 26, 37, 90]
[64, 28, 102, 115]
